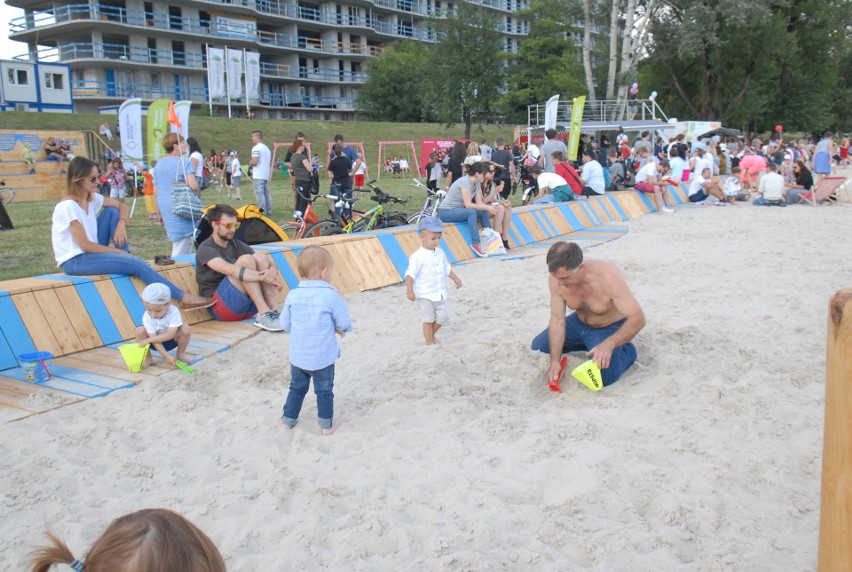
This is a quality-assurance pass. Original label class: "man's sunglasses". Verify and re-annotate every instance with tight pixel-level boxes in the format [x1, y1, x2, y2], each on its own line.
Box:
[214, 221, 241, 230]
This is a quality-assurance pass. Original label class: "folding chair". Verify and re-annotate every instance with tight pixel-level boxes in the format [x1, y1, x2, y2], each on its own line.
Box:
[800, 176, 849, 206]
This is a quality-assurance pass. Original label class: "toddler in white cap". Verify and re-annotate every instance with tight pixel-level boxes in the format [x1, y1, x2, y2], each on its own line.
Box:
[405, 216, 463, 345]
[134, 282, 193, 368]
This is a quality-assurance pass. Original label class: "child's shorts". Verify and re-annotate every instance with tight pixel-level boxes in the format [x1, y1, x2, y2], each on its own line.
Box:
[157, 339, 178, 351]
[417, 298, 449, 324]
[110, 186, 126, 199]
[210, 278, 257, 321]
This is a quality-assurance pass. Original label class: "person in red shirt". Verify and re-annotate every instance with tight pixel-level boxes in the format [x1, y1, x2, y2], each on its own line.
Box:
[142, 162, 160, 223]
[551, 151, 583, 195]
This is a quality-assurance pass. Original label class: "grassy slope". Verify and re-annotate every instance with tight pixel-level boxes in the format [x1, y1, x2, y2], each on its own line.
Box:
[1, 112, 518, 280]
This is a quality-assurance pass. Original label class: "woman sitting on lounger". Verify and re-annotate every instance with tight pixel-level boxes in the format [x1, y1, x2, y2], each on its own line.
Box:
[51, 157, 213, 311]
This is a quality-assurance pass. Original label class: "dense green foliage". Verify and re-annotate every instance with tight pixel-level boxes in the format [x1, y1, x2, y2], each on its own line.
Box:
[356, 41, 436, 123]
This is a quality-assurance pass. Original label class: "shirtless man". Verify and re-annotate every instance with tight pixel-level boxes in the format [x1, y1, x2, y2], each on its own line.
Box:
[531, 242, 645, 387]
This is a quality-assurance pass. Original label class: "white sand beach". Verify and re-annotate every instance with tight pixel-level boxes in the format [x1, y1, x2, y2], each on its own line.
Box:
[2, 200, 849, 570]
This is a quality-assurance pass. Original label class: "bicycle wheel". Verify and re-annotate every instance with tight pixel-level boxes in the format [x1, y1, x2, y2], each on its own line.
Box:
[280, 222, 303, 240]
[304, 220, 342, 238]
[0, 188, 14, 206]
[384, 213, 409, 228]
[407, 212, 424, 225]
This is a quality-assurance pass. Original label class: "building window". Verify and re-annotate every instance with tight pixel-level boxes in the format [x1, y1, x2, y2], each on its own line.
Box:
[172, 41, 186, 66]
[7, 68, 29, 85]
[44, 73, 64, 89]
[169, 6, 183, 30]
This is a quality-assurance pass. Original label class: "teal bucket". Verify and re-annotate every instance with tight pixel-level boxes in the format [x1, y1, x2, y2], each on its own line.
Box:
[17, 351, 54, 383]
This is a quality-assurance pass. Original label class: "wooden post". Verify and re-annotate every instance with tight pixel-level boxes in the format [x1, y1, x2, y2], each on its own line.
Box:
[819, 288, 852, 571]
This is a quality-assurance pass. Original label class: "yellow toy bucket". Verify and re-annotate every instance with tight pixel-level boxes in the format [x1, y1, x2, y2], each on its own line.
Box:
[119, 343, 150, 373]
[571, 359, 604, 391]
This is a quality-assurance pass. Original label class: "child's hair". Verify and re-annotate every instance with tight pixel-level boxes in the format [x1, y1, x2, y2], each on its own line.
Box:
[731, 167, 741, 174]
[297, 245, 332, 279]
[29, 508, 225, 572]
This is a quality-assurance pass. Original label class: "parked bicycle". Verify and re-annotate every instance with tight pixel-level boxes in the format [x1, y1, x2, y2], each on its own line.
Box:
[309, 180, 411, 236]
[0, 181, 15, 206]
[281, 190, 341, 240]
[407, 178, 446, 225]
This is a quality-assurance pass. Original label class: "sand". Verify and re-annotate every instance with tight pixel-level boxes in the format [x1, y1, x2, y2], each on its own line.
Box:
[2, 199, 849, 570]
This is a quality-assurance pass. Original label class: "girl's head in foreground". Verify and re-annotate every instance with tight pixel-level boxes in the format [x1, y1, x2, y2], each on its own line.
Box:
[29, 508, 225, 572]
[297, 245, 333, 281]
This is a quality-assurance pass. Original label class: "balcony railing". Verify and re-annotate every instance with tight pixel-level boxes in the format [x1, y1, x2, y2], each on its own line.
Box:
[259, 62, 368, 82]
[72, 79, 356, 109]
[9, 2, 433, 46]
[28, 42, 207, 68]
[527, 98, 671, 126]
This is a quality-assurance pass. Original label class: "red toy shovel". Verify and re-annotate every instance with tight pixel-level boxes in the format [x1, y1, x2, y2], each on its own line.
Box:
[548, 356, 569, 392]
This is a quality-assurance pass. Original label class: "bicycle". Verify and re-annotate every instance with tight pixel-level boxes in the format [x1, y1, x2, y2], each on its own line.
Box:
[407, 178, 446, 225]
[309, 181, 411, 236]
[281, 190, 340, 240]
[0, 181, 15, 206]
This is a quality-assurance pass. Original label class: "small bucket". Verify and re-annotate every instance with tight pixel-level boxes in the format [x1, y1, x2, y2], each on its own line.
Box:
[17, 351, 55, 383]
[119, 343, 150, 373]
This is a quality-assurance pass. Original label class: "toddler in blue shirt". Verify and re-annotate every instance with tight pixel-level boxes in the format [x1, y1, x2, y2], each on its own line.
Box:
[279, 246, 352, 435]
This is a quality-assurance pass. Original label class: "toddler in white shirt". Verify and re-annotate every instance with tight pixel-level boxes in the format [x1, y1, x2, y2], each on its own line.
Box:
[405, 216, 463, 345]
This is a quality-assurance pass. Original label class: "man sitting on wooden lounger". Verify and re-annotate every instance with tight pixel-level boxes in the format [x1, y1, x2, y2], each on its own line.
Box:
[195, 204, 285, 331]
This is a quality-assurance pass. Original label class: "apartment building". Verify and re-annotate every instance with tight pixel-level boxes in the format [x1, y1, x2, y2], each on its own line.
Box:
[7, 0, 530, 120]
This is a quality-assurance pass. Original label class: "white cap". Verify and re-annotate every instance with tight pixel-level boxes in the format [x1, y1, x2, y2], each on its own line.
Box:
[142, 283, 171, 305]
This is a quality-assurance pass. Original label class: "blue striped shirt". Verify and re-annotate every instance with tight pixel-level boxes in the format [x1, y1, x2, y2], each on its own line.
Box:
[279, 280, 352, 370]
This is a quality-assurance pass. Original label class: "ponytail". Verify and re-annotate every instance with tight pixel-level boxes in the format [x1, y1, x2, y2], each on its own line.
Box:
[29, 531, 81, 572]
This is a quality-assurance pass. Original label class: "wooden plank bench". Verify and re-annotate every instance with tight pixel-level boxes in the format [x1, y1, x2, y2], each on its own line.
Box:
[0, 190, 657, 420]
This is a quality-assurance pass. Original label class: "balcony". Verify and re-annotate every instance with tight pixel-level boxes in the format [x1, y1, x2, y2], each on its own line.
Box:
[259, 62, 368, 83]
[26, 42, 206, 69]
[72, 79, 206, 100]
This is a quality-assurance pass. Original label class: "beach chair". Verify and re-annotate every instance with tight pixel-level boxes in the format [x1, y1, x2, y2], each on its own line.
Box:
[800, 176, 849, 206]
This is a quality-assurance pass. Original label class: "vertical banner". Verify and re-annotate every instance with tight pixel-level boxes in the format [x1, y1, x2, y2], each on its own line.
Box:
[227, 48, 243, 100]
[207, 46, 226, 99]
[169, 100, 191, 138]
[544, 94, 559, 143]
[567, 96, 586, 162]
[147, 98, 170, 164]
[118, 98, 143, 166]
[245, 50, 260, 100]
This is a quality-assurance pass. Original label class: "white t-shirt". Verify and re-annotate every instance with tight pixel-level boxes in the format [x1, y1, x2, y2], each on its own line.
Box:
[251, 143, 271, 180]
[355, 160, 367, 176]
[190, 151, 204, 179]
[230, 157, 242, 178]
[723, 177, 742, 196]
[51, 193, 105, 266]
[758, 172, 786, 201]
[636, 161, 659, 184]
[527, 144, 540, 161]
[406, 247, 451, 302]
[694, 155, 714, 179]
[143, 304, 183, 336]
[688, 174, 708, 197]
[536, 172, 569, 191]
[399, 158, 409, 170]
[581, 159, 605, 194]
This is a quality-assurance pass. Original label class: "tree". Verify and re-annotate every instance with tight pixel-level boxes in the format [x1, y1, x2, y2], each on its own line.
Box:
[357, 41, 434, 122]
[502, 0, 586, 121]
[429, 3, 506, 139]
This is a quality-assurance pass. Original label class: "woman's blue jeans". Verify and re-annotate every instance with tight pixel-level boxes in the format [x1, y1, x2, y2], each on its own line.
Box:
[282, 363, 334, 429]
[438, 208, 490, 245]
[531, 314, 637, 386]
[60, 207, 185, 301]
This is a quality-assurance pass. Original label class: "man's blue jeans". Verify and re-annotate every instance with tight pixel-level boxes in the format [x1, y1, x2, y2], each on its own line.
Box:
[438, 208, 490, 245]
[61, 207, 185, 301]
[253, 179, 272, 214]
[531, 313, 637, 386]
[282, 363, 335, 429]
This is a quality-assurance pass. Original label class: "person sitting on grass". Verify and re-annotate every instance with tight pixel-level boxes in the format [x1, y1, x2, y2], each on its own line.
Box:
[135, 283, 192, 369]
[279, 246, 352, 435]
[51, 157, 213, 311]
[195, 203, 285, 331]
[406, 216, 463, 345]
[753, 162, 788, 207]
[687, 167, 727, 203]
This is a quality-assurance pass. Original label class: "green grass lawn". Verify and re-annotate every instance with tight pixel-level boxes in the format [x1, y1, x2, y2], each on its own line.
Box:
[1, 108, 525, 280]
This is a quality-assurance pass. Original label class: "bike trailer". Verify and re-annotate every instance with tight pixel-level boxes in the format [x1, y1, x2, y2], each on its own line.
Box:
[194, 203, 289, 248]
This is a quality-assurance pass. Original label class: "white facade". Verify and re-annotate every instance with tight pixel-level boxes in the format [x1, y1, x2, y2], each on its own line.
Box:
[0, 60, 73, 112]
[7, 0, 529, 120]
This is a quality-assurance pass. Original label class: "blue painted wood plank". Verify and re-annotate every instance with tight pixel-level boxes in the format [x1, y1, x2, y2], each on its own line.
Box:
[594, 198, 616, 222]
[73, 282, 122, 345]
[509, 214, 536, 245]
[578, 200, 604, 226]
[267, 251, 300, 288]
[636, 191, 656, 212]
[369, 233, 408, 280]
[111, 276, 146, 328]
[47, 365, 135, 391]
[603, 195, 629, 221]
[0, 368, 113, 398]
[529, 209, 558, 238]
[0, 295, 37, 358]
[556, 203, 585, 230]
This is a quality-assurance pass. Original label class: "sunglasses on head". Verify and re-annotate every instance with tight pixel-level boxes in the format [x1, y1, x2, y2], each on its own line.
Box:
[214, 221, 240, 230]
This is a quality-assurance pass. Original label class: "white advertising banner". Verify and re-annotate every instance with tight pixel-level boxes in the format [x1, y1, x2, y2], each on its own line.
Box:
[544, 94, 560, 142]
[227, 48, 243, 100]
[207, 46, 226, 99]
[245, 50, 260, 100]
[118, 98, 143, 165]
[169, 100, 192, 138]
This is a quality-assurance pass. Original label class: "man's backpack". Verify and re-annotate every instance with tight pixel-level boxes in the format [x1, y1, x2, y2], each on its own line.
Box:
[602, 166, 611, 191]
